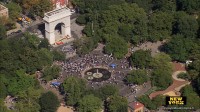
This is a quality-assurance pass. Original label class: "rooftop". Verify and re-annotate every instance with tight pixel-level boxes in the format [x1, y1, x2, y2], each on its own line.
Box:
[129, 101, 144, 110]
[45, 7, 70, 17]
[43, 7, 71, 22]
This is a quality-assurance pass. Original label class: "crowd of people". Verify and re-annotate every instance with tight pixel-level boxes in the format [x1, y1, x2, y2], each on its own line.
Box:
[54, 50, 141, 95]
[61, 45, 76, 55]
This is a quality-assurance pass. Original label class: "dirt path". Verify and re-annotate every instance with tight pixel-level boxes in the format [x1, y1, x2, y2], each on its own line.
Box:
[131, 40, 166, 57]
[149, 62, 190, 99]
[57, 106, 74, 112]
[172, 71, 186, 81]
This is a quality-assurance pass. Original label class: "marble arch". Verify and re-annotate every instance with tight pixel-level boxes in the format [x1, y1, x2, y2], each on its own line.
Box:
[43, 7, 71, 44]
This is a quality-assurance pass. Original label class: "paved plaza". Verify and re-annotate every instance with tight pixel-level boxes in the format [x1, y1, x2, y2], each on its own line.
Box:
[38, 40, 168, 102]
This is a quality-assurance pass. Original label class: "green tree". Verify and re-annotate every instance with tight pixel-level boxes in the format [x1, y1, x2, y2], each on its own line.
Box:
[14, 0, 39, 13]
[7, 69, 35, 96]
[196, 76, 200, 94]
[52, 50, 65, 61]
[42, 65, 61, 81]
[0, 49, 19, 73]
[152, 0, 176, 12]
[173, 11, 199, 38]
[130, 50, 152, 69]
[63, 77, 86, 106]
[99, 85, 119, 100]
[176, 0, 200, 13]
[0, 81, 7, 99]
[125, 69, 149, 85]
[151, 95, 165, 107]
[37, 48, 53, 67]
[151, 70, 171, 89]
[118, 24, 134, 42]
[76, 15, 87, 25]
[99, 3, 148, 43]
[74, 0, 125, 14]
[104, 36, 128, 59]
[74, 36, 97, 56]
[29, 0, 52, 17]
[125, 0, 152, 13]
[23, 32, 40, 49]
[0, 25, 6, 40]
[148, 11, 174, 41]
[6, 2, 22, 20]
[150, 53, 173, 89]
[177, 72, 190, 80]
[107, 95, 128, 112]
[163, 35, 196, 62]
[180, 85, 200, 109]
[137, 95, 156, 110]
[78, 94, 102, 112]
[0, 99, 9, 112]
[0, 40, 9, 51]
[19, 47, 42, 73]
[187, 54, 200, 94]
[38, 38, 50, 50]
[39, 91, 59, 112]
[15, 87, 42, 112]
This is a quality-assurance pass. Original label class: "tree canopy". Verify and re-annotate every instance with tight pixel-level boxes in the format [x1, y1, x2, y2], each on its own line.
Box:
[104, 36, 128, 59]
[148, 11, 174, 41]
[152, 0, 176, 12]
[99, 84, 119, 100]
[125, 69, 149, 85]
[180, 85, 200, 109]
[73, 36, 98, 56]
[137, 95, 165, 110]
[42, 65, 61, 81]
[39, 91, 60, 112]
[173, 11, 199, 38]
[29, 0, 53, 17]
[0, 33, 57, 112]
[78, 94, 102, 112]
[130, 50, 152, 68]
[63, 77, 86, 106]
[6, 2, 22, 20]
[163, 35, 196, 62]
[176, 0, 200, 13]
[125, 0, 152, 13]
[106, 95, 128, 112]
[0, 25, 6, 40]
[150, 53, 173, 89]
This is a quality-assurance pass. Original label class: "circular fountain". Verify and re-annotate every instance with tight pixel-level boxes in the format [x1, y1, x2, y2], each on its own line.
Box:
[84, 68, 111, 82]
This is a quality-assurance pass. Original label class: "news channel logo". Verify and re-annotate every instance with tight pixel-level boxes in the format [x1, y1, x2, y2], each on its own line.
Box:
[166, 96, 186, 105]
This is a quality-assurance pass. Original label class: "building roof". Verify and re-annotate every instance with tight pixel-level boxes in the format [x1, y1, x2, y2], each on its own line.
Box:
[129, 101, 144, 110]
[52, 0, 66, 6]
[134, 102, 144, 109]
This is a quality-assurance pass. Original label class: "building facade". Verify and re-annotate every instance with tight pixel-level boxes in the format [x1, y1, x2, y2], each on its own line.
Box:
[51, 0, 69, 9]
[44, 0, 71, 45]
[0, 4, 8, 18]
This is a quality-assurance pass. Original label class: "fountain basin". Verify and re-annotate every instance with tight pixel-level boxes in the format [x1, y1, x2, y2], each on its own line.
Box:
[84, 68, 111, 82]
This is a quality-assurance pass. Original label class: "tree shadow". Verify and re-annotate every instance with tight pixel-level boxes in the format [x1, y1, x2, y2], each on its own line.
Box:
[157, 43, 167, 53]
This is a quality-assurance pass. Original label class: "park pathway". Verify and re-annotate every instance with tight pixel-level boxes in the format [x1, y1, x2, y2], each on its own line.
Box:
[149, 62, 190, 99]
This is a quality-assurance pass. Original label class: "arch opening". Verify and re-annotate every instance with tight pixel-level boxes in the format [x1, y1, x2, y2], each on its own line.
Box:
[54, 22, 65, 42]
